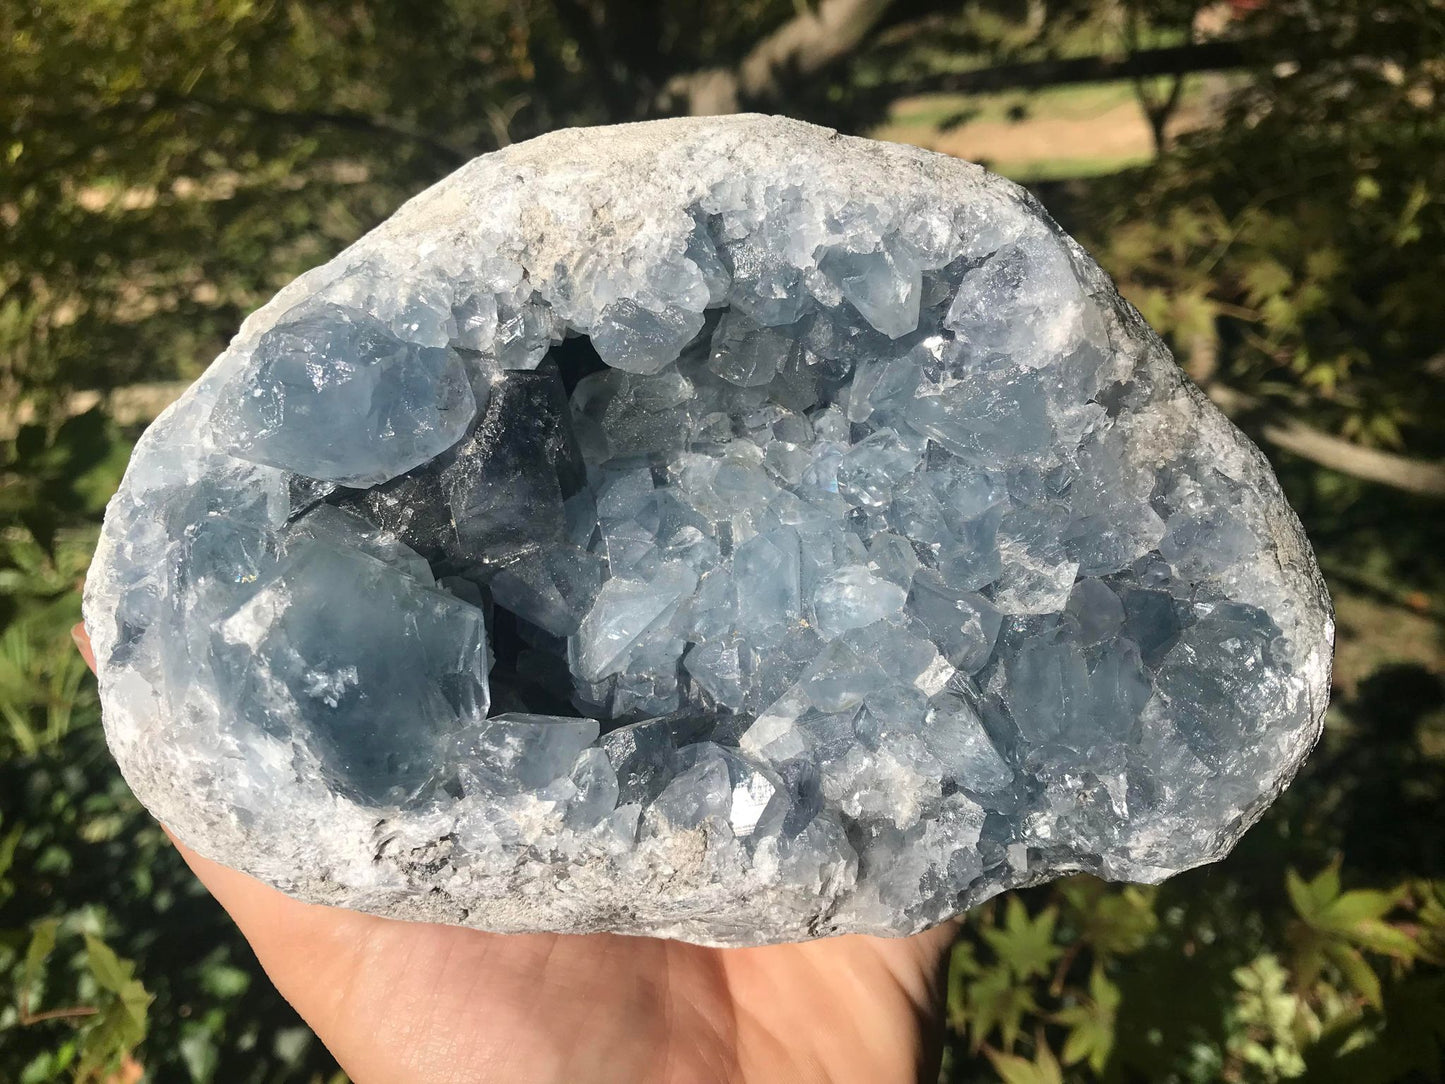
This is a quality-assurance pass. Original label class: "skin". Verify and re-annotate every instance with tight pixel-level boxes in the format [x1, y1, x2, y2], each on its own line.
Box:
[73, 625, 958, 1084]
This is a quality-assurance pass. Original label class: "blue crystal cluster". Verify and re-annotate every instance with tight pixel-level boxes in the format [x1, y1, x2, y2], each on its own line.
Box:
[85, 118, 1330, 943]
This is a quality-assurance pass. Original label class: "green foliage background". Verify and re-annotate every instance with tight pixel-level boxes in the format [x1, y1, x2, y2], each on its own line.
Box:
[2, 1, 1442, 1080]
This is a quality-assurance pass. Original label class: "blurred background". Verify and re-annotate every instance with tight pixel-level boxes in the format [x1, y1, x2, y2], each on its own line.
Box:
[1, 1, 1442, 1080]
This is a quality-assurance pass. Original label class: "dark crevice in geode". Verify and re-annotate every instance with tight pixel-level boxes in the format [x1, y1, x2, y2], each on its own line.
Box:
[552, 332, 611, 397]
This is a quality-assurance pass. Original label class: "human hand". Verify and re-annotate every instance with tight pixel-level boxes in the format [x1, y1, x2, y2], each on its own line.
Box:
[74, 625, 956, 1084]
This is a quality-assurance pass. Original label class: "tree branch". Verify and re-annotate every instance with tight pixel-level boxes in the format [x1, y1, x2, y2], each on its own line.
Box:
[661, 0, 897, 115]
[16, 989, 99, 1027]
[890, 39, 1252, 97]
[19, 1005, 99, 1026]
[1208, 385, 1445, 497]
[148, 93, 476, 165]
[15, 92, 474, 175]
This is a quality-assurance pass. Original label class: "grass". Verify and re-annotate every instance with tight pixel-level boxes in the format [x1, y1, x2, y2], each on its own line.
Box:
[995, 153, 1152, 183]
[872, 76, 1221, 183]
[887, 79, 1156, 128]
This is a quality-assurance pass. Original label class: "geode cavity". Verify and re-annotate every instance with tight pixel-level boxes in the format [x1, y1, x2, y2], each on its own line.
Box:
[84, 116, 1333, 945]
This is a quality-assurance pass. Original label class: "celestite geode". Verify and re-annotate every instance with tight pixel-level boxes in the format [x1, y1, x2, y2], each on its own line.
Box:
[83, 116, 1333, 945]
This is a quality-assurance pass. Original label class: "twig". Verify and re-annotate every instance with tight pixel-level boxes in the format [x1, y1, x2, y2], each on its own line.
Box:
[661, 0, 897, 114]
[19, 1005, 101, 1025]
[17, 991, 100, 1027]
[1049, 940, 1083, 997]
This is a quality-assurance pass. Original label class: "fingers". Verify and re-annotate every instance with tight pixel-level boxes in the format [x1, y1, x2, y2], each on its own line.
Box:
[75, 622, 382, 1026]
[74, 623, 464, 1081]
[171, 809, 521, 1084]
[72, 622, 96, 671]
[167, 837, 683, 1084]
[167, 834, 379, 1019]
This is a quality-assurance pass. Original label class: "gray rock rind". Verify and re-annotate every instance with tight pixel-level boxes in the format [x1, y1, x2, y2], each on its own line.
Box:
[84, 115, 1333, 946]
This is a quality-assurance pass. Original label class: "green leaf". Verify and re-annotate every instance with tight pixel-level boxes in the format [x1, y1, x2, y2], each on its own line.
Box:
[1324, 941, 1382, 1010]
[965, 964, 1039, 1053]
[1065, 880, 1158, 958]
[76, 999, 145, 1083]
[1288, 862, 1347, 927]
[1288, 869, 1419, 960]
[1089, 966, 1122, 1013]
[1232, 954, 1299, 1034]
[73, 934, 152, 1082]
[84, 933, 135, 993]
[1319, 888, 1398, 929]
[1353, 174, 1381, 203]
[1241, 257, 1292, 304]
[1052, 968, 1119, 1073]
[20, 1046, 74, 1084]
[1288, 923, 1328, 991]
[1345, 918, 1420, 960]
[21, 918, 60, 1004]
[947, 939, 981, 1028]
[1286, 868, 1320, 923]
[199, 962, 251, 999]
[985, 1044, 1064, 1084]
[981, 897, 1063, 981]
[180, 1024, 220, 1083]
[0, 823, 21, 881]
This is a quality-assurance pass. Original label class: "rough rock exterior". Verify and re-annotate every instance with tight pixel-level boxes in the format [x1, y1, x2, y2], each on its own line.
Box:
[84, 115, 1333, 946]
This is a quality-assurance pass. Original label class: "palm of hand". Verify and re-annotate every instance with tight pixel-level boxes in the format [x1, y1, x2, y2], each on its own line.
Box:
[76, 627, 955, 1084]
[181, 843, 955, 1084]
